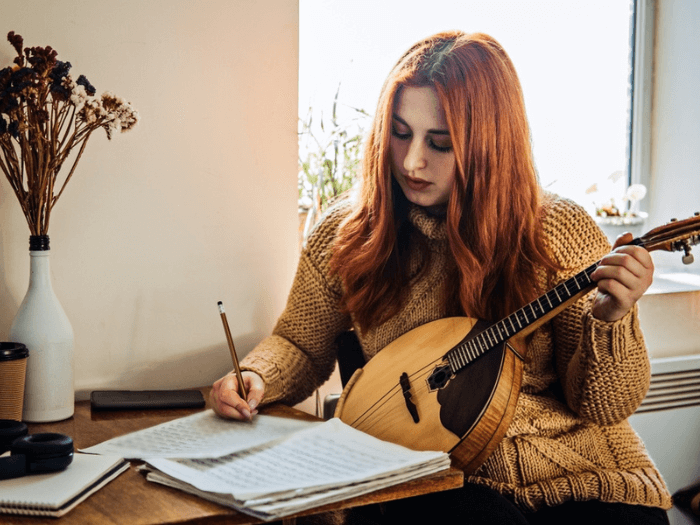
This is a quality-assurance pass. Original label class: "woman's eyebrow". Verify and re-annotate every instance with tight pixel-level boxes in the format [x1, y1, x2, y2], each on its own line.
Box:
[392, 113, 450, 135]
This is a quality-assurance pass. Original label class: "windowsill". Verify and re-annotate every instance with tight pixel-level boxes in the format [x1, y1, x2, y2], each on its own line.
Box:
[638, 270, 700, 359]
[598, 229, 700, 295]
[646, 272, 700, 295]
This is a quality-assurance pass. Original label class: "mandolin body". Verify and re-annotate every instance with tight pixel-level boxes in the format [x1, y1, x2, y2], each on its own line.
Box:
[334, 317, 525, 474]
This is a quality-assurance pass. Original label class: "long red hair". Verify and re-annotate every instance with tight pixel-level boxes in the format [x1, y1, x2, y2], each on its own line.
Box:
[330, 31, 560, 331]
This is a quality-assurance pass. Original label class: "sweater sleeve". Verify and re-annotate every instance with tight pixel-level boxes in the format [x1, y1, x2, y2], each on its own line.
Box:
[240, 204, 353, 407]
[544, 196, 651, 425]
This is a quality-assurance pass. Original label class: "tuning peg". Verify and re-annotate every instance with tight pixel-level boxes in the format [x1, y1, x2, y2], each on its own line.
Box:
[682, 241, 695, 265]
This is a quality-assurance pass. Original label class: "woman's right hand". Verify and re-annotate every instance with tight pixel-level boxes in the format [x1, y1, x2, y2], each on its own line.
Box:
[211, 370, 265, 420]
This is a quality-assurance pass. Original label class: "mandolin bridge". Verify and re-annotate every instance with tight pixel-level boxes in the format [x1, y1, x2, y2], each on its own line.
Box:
[427, 363, 453, 391]
[400, 372, 420, 423]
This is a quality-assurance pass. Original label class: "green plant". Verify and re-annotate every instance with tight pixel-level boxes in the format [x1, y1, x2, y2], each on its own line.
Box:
[298, 86, 369, 238]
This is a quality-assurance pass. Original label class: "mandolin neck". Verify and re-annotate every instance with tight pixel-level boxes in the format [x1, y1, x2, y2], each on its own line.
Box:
[444, 241, 642, 374]
[434, 211, 700, 398]
[444, 210, 700, 375]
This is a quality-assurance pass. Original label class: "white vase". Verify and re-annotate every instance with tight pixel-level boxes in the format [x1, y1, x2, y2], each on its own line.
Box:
[9, 236, 74, 422]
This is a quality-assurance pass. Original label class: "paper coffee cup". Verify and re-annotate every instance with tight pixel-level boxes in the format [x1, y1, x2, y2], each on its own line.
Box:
[0, 343, 29, 421]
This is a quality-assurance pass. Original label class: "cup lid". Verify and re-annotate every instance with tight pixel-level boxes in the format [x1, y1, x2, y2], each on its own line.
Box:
[0, 343, 29, 361]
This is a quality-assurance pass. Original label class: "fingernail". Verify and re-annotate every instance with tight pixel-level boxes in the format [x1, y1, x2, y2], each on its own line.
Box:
[241, 408, 251, 419]
[248, 399, 258, 411]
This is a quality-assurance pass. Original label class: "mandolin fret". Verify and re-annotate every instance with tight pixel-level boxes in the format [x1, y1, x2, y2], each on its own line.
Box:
[447, 262, 599, 373]
[543, 293, 553, 308]
[468, 341, 477, 360]
[447, 352, 459, 371]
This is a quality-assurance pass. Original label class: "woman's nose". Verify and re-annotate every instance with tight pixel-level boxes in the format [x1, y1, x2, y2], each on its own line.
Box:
[403, 139, 427, 171]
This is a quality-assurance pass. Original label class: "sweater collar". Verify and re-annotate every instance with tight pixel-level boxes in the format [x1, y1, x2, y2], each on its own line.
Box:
[407, 204, 448, 241]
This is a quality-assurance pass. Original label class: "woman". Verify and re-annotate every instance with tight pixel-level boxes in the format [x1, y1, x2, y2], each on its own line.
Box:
[212, 31, 671, 524]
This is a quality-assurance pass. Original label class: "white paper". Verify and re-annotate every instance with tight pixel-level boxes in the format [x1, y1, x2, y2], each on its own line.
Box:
[81, 409, 321, 459]
[144, 418, 449, 501]
[86, 409, 451, 521]
[146, 460, 447, 520]
[250, 462, 444, 516]
[0, 454, 128, 517]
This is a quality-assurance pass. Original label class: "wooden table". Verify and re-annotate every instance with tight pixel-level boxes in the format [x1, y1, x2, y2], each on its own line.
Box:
[3, 388, 463, 524]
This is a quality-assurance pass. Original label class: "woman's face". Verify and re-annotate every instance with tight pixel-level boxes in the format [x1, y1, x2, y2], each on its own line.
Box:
[390, 86, 457, 212]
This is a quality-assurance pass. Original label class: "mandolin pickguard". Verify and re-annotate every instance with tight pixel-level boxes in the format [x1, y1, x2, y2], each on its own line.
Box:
[436, 319, 506, 438]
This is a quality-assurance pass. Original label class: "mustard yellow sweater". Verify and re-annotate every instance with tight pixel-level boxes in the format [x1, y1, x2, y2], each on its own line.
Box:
[241, 193, 671, 512]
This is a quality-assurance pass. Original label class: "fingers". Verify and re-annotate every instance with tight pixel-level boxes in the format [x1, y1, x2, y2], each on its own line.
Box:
[610, 231, 634, 250]
[594, 248, 653, 293]
[211, 371, 265, 420]
[245, 373, 265, 413]
[591, 232, 654, 322]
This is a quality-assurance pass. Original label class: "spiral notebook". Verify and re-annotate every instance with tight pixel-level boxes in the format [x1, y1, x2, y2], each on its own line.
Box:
[0, 454, 128, 517]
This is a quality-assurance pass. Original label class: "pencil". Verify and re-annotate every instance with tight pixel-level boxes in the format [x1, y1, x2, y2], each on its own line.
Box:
[217, 301, 248, 401]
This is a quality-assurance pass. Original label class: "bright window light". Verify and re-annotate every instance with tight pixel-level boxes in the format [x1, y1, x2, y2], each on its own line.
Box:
[299, 0, 634, 216]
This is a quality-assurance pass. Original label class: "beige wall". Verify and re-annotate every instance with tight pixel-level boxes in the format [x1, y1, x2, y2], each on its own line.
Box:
[0, 1, 300, 398]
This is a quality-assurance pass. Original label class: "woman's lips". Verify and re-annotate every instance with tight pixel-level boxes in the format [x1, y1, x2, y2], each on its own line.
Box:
[404, 175, 431, 191]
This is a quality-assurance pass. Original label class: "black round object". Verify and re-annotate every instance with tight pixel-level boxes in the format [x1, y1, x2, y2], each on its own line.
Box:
[0, 424, 74, 480]
[0, 419, 28, 453]
[0, 342, 28, 362]
[11, 433, 74, 473]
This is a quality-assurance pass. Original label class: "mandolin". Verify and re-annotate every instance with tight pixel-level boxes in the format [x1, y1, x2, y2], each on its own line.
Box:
[334, 214, 700, 474]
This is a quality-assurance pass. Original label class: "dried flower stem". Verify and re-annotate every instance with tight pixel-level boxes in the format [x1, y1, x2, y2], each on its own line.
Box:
[0, 31, 139, 236]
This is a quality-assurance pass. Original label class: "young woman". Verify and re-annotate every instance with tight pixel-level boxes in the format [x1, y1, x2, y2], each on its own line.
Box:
[212, 31, 671, 524]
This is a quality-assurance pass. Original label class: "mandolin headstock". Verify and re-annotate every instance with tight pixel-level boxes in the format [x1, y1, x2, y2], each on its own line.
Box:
[637, 213, 700, 264]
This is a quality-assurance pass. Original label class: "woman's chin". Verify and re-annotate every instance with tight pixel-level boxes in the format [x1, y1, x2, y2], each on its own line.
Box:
[404, 192, 447, 213]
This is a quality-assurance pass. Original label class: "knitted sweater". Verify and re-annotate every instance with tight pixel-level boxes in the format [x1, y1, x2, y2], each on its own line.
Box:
[241, 193, 672, 512]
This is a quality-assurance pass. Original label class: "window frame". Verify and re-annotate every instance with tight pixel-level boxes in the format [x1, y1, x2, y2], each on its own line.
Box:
[629, 0, 654, 205]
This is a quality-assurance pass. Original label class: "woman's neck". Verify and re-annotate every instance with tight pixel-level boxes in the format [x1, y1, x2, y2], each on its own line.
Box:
[424, 204, 448, 218]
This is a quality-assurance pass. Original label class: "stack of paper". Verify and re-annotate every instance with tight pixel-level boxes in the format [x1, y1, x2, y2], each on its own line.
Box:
[83, 410, 450, 521]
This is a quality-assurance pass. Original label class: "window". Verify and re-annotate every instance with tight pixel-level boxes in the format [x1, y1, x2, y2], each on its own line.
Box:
[299, 0, 635, 218]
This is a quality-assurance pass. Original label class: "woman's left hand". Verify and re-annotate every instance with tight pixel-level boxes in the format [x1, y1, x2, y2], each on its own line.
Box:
[590, 232, 654, 322]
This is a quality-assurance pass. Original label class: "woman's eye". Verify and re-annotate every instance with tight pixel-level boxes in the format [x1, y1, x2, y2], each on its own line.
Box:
[428, 138, 453, 153]
[391, 125, 411, 140]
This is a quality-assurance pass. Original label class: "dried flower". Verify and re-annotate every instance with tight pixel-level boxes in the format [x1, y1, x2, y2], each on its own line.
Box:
[588, 172, 647, 218]
[0, 32, 139, 236]
[624, 183, 647, 203]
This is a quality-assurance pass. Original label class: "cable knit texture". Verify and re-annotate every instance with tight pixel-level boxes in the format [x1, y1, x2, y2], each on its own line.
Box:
[241, 192, 671, 512]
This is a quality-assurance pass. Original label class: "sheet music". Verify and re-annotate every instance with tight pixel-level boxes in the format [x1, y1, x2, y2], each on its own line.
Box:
[247, 462, 444, 516]
[85, 409, 452, 520]
[82, 409, 321, 459]
[144, 418, 450, 501]
[146, 458, 445, 519]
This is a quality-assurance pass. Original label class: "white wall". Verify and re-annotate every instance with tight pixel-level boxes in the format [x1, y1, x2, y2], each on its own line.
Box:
[647, 0, 700, 230]
[637, 0, 700, 359]
[0, 1, 300, 398]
